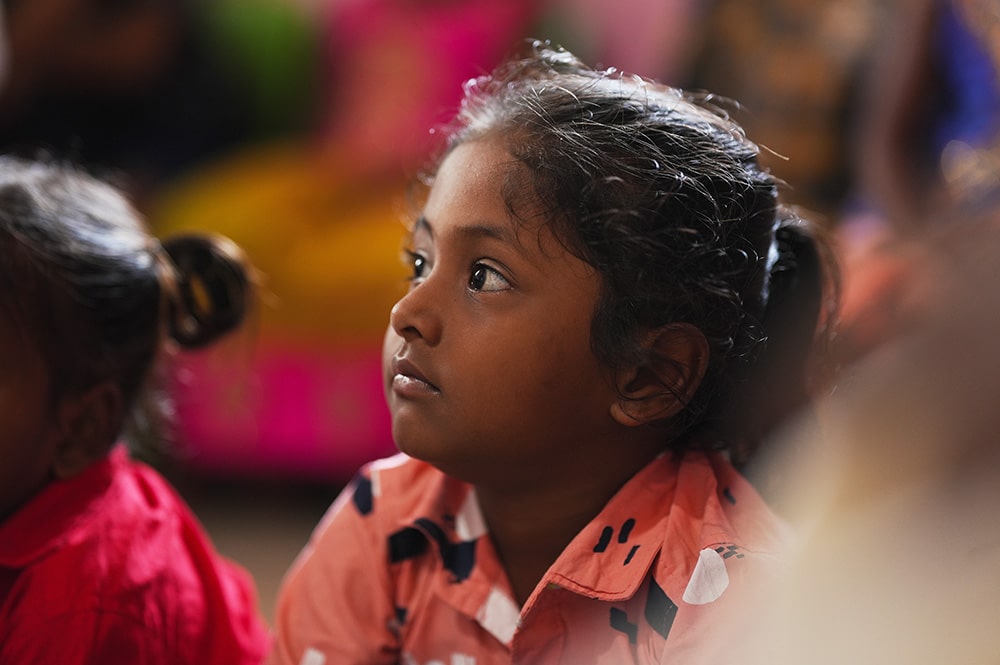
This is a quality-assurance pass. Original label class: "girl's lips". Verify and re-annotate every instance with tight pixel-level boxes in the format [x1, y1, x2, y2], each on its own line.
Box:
[391, 374, 440, 397]
[392, 356, 440, 393]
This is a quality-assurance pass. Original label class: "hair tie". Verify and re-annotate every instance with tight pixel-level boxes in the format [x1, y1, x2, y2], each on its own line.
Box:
[161, 234, 250, 349]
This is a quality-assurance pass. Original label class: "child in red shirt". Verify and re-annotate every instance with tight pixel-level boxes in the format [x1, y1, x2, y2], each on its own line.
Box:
[0, 157, 270, 663]
[270, 42, 837, 664]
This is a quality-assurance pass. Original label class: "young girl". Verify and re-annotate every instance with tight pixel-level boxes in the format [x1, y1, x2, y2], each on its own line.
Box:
[0, 157, 269, 663]
[269, 42, 835, 665]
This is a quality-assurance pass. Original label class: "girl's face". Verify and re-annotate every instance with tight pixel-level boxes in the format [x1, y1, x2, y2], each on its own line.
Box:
[382, 139, 622, 488]
[0, 308, 60, 521]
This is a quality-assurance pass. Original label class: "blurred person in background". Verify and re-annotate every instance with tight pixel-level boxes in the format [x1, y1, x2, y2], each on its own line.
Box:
[858, 0, 1000, 230]
[837, 0, 1000, 365]
[729, 6, 1000, 658]
[0, 156, 268, 664]
[737, 205, 1000, 665]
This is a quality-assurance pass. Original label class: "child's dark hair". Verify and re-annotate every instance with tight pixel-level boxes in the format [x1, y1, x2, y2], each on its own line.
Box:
[430, 42, 837, 461]
[0, 155, 254, 451]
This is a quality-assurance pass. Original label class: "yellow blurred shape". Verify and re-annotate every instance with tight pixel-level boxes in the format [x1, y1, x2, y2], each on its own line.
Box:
[152, 143, 411, 341]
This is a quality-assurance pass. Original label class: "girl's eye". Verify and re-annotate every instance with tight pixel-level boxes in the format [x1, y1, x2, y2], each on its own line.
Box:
[469, 264, 510, 292]
[405, 250, 429, 282]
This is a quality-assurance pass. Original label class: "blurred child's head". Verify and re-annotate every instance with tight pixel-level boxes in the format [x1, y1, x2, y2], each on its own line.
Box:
[394, 43, 834, 467]
[0, 156, 253, 519]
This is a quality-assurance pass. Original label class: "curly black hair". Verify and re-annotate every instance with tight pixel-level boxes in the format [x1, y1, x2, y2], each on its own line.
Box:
[425, 41, 838, 458]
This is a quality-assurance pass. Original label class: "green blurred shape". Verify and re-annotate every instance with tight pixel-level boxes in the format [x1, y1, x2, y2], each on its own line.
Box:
[199, 0, 321, 138]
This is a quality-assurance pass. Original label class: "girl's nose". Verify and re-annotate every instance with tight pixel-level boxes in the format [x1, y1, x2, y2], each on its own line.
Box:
[388, 282, 442, 346]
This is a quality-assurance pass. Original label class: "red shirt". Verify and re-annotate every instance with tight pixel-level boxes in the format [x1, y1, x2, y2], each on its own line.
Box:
[0, 446, 270, 664]
[269, 450, 788, 664]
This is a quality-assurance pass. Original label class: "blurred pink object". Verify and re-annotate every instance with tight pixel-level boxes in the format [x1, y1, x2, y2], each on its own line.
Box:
[319, 0, 537, 174]
[171, 338, 395, 480]
[540, 0, 703, 82]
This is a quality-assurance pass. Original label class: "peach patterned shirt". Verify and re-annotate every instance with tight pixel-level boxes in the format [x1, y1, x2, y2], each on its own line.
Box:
[269, 450, 787, 665]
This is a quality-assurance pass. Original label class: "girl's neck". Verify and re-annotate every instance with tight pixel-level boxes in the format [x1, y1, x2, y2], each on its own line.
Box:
[474, 447, 661, 607]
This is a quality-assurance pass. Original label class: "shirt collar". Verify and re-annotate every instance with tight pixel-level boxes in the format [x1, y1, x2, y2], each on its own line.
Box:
[543, 453, 678, 601]
[384, 453, 682, 604]
[375, 454, 689, 647]
[377, 459, 513, 638]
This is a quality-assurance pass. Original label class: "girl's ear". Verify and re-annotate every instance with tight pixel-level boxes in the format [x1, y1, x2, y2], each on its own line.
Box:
[52, 380, 124, 479]
[610, 323, 709, 427]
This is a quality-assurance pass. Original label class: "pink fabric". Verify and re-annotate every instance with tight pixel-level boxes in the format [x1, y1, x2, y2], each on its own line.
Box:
[0, 446, 270, 664]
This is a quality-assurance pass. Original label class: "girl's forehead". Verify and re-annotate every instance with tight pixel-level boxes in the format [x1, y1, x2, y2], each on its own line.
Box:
[419, 139, 594, 277]
[439, 138, 521, 186]
[424, 141, 516, 222]
[424, 144, 531, 228]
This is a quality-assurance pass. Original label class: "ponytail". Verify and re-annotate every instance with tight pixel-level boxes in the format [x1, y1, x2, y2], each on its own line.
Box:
[161, 234, 255, 349]
[128, 233, 256, 459]
[724, 208, 839, 467]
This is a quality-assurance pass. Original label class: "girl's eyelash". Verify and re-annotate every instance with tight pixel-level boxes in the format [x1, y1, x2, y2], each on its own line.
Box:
[469, 261, 512, 291]
[399, 250, 511, 290]
[402, 249, 428, 281]
[401, 249, 424, 263]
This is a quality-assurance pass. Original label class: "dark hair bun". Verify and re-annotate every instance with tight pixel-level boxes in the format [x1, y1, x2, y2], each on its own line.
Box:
[162, 234, 253, 349]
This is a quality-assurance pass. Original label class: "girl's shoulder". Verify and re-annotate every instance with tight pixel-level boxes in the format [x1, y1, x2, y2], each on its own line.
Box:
[676, 450, 791, 551]
[648, 451, 790, 607]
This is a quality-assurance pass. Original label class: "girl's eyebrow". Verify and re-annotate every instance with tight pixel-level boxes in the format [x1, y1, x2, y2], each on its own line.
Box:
[416, 215, 519, 248]
[413, 215, 433, 238]
[457, 222, 516, 245]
